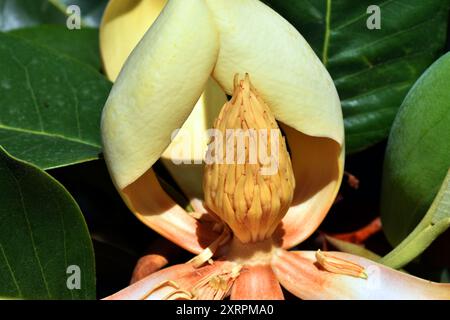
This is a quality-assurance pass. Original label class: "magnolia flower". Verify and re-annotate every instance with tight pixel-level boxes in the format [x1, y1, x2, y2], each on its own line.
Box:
[100, 0, 450, 300]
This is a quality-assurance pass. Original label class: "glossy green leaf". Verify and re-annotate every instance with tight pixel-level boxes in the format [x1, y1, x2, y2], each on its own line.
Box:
[10, 25, 101, 70]
[263, 0, 449, 153]
[0, 147, 95, 299]
[0, 32, 111, 169]
[381, 52, 450, 246]
[0, 0, 108, 31]
[380, 170, 450, 269]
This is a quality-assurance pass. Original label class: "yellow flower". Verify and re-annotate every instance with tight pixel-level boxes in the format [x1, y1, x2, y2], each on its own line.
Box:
[100, 0, 450, 300]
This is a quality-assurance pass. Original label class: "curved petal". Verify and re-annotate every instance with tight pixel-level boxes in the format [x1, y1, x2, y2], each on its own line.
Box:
[205, 0, 344, 146]
[100, 0, 226, 248]
[272, 250, 450, 300]
[100, 0, 168, 81]
[230, 264, 284, 300]
[104, 263, 194, 300]
[101, 0, 220, 190]
[203, 0, 344, 245]
[160, 78, 225, 200]
[276, 127, 345, 249]
[101, 1, 227, 200]
[121, 169, 219, 254]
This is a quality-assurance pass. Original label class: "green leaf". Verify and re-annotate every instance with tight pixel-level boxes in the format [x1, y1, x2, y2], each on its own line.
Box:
[262, 0, 449, 153]
[0, 146, 95, 299]
[0, 0, 108, 31]
[380, 170, 450, 269]
[0, 32, 111, 169]
[381, 52, 450, 246]
[381, 53, 450, 245]
[9, 25, 101, 70]
[325, 235, 382, 261]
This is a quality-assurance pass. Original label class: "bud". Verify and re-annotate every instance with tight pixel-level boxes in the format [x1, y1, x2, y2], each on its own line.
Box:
[203, 74, 295, 243]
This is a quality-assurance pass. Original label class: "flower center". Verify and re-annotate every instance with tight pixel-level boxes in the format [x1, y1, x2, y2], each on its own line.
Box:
[203, 74, 295, 243]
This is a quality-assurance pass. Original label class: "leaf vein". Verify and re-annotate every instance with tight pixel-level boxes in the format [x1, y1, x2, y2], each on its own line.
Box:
[0, 124, 100, 148]
[332, 15, 443, 60]
[10, 173, 51, 298]
[0, 244, 23, 298]
[334, 0, 395, 31]
[7, 49, 45, 132]
[334, 50, 435, 84]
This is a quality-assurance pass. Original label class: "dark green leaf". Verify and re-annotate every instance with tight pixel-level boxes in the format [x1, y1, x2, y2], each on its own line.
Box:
[0, 32, 111, 169]
[0, 147, 95, 299]
[0, 0, 108, 31]
[263, 0, 449, 153]
[9, 25, 101, 70]
[381, 52, 450, 246]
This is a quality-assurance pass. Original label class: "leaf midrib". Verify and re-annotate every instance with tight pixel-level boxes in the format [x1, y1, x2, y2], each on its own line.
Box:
[0, 124, 100, 148]
[321, 0, 332, 65]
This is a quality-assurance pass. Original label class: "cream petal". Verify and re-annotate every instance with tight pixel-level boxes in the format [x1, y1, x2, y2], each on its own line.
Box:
[100, 0, 168, 82]
[230, 264, 284, 300]
[160, 78, 225, 200]
[204, 0, 345, 244]
[121, 169, 219, 254]
[276, 126, 345, 249]
[272, 250, 450, 300]
[100, 1, 227, 198]
[101, 0, 220, 190]
[205, 0, 344, 146]
[100, 0, 226, 245]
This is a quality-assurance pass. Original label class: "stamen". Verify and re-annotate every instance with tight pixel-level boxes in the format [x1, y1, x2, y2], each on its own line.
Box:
[188, 225, 231, 268]
[142, 264, 242, 300]
[315, 250, 368, 279]
[140, 280, 187, 300]
[191, 264, 242, 300]
[163, 289, 193, 300]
